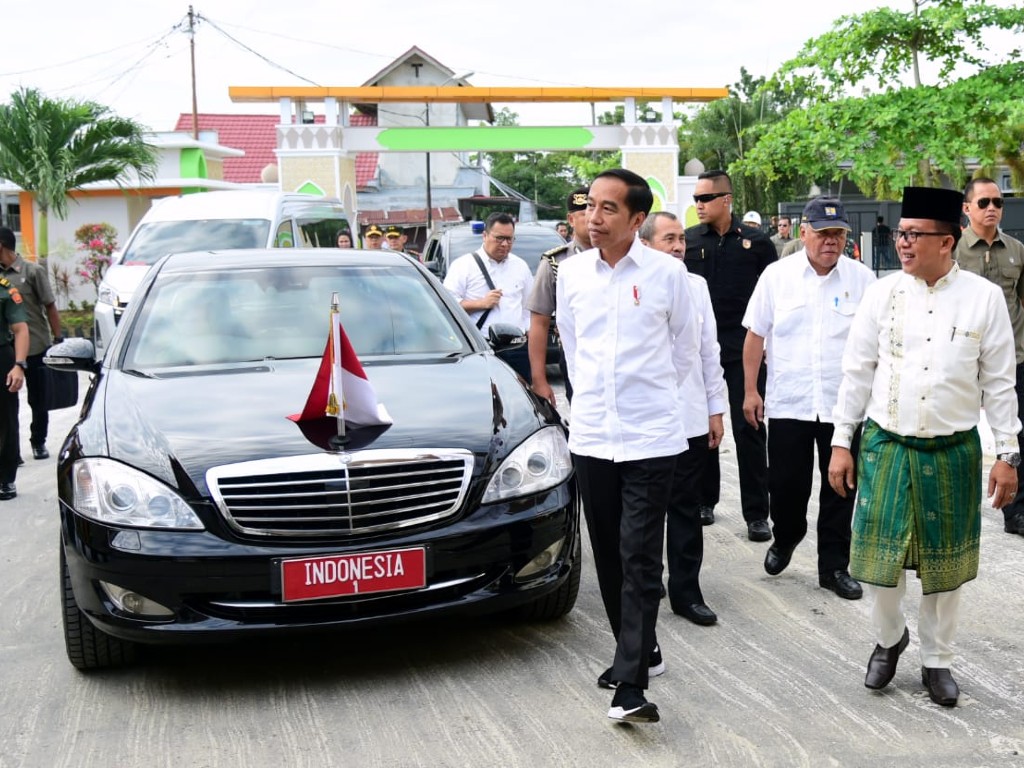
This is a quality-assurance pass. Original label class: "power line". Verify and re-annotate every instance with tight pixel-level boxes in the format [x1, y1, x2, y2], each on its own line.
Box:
[0, 32, 172, 78]
[196, 13, 320, 87]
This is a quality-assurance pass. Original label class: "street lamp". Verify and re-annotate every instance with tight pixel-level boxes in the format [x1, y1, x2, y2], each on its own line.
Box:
[425, 71, 474, 233]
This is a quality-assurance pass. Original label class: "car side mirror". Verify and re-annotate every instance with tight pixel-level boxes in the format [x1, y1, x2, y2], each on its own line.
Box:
[44, 338, 101, 373]
[487, 323, 526, 352]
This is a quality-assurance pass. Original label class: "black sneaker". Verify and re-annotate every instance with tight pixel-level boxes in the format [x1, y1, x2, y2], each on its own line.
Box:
[1005, 512, 1024, 535]
[608, 683, 660, 723]
[598, 645, 665, 689]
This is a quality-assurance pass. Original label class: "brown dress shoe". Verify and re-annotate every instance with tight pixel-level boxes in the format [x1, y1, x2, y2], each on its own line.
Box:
[864, 626, 910, 689]
[921, 667, 959, 707]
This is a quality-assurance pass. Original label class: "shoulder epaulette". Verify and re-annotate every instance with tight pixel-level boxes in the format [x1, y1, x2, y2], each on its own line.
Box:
[543, 243, 570, 258]
[0, 277, 10, 288]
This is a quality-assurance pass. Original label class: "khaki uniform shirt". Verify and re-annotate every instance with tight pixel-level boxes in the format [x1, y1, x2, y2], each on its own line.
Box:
[0, 255, 56, 356]
[525, 240, 585, 316]
[954, 227, 1024, 363]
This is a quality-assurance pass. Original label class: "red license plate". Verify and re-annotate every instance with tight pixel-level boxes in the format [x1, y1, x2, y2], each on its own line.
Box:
[281, 547, 426, 602]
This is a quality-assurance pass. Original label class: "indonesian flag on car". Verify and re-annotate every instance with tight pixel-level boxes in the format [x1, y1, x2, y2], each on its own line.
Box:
[289, 294, 392, 429]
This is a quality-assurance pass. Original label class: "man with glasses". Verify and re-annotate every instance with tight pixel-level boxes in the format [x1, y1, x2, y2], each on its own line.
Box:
[443, 212, 532, 378]
[954, 177, 1024, 537]
[770, 216, 794, 257]
[829, 186, 1019, 707]
[741, 199, 875, 600]
[685, 170, 776, 541]
[639, 211, 725, 626]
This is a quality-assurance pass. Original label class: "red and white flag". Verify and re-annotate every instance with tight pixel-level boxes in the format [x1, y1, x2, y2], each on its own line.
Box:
[289, 297, 392, 428]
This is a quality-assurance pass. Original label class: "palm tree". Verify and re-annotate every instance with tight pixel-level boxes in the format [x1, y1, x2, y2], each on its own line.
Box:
[0, 87, 157, 264]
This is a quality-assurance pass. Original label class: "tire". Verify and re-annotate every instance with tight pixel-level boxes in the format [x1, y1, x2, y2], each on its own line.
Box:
[517, 532, 582, 622]
[60, 544, 137, 671]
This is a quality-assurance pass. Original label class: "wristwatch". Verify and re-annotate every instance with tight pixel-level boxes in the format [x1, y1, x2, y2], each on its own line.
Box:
[997, 452, 1021, 468]
[14, 360, 26, 371]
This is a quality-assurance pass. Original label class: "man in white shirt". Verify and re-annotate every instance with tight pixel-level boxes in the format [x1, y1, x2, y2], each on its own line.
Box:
[443, 212, 533, 378]
[557, 169, 698, 724]
[639, 211, 726, 626]
[741, 198, 876, 599]
[828, 186, 1020, 708]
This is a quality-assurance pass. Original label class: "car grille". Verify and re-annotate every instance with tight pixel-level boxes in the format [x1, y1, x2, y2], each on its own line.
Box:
[207, 449, 474, 537]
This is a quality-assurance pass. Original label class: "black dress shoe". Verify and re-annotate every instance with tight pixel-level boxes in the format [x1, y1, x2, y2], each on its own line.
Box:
[32, 444, 49, 460]
[1005, 511, 1024, 535]
[675, 602, 717, 626]
[921, 667, 959, 707]
[864, 626, 910, 689]
[0, 482, 17, 500]
[819, 570, 864, 600]
[764, 544, 794, 576]
[747, 519, 771, 541]
[699, 505, 715, 526]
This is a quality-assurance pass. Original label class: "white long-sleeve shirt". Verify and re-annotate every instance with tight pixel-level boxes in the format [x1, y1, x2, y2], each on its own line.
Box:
[556, 238, 699, 461]
[743, 253, 876, 422]
[443, 248, 532, 333]
[682, 274, 727, 438]
[832, 264, 1020, 451]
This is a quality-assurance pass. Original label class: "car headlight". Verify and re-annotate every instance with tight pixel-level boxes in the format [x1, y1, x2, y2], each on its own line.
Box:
[97, 284, 118, 306]
[72, 458, 204, 530]
[482, 426, 572, 503]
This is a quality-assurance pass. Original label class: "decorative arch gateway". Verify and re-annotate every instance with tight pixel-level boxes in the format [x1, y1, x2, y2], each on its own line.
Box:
[228, 86, 728, 218]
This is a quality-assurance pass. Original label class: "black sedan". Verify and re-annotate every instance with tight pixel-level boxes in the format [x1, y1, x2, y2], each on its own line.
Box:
[52, 249, 579, 670]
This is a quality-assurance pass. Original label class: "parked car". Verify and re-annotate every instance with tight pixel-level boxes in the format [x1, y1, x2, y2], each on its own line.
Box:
[53, 249, 579, 670]
[93, 190, 351, 357]
[423, 221, 567, 364]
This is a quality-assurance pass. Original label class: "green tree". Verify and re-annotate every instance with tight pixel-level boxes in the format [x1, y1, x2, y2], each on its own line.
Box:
[0, 87, 157, 263]
[740, 1, 1024, 198]
[684, 68, 809, 214]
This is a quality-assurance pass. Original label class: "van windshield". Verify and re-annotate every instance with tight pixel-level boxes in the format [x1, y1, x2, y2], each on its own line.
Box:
[120, 219, 272, 266]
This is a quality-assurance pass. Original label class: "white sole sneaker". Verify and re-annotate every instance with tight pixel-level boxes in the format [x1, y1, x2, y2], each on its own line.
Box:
[608, 702, 660, 723]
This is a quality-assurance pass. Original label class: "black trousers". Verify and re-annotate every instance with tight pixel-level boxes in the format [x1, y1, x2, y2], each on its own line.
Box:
[666, 436, 708, 611]
[573, 452, 675, 689]
[702, 358, 769, 521]
[23, 352, 49, 448]
[766, 418, 858, 575]
[1001, 361, 1024, 523]
[0, 345, 19, 483]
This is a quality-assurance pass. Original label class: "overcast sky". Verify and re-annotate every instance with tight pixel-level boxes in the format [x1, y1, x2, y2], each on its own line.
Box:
[2, 0, 1017, 132]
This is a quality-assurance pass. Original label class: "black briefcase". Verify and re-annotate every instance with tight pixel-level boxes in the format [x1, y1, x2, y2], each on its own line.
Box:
[45, 367, 79, 410]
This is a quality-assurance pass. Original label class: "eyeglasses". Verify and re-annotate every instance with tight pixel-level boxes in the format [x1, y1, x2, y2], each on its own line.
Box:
[489, 235, 515, 244]
[891, 230, 949, 244]
[693, 192, 730, 204]
[972, 197, 1004, 210]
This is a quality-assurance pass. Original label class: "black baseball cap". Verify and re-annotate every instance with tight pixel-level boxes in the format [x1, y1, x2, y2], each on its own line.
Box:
[802, 198, 852, 231]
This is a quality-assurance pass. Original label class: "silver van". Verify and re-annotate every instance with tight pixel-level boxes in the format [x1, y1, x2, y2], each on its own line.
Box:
[93, 190, 351, 355]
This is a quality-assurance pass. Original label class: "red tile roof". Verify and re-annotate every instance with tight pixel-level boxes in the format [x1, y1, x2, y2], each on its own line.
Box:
[358, 207, 462, 227]
[174, 113, 378, 188]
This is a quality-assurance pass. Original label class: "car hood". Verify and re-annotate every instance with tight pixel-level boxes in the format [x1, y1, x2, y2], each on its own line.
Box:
[90, 354, 549, 496]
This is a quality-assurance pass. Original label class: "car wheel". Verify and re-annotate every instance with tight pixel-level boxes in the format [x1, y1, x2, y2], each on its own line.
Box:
[60, 544, 137, 671]
[517, 532, 581, 622]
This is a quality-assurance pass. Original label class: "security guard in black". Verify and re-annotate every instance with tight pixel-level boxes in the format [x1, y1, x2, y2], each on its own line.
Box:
[684, 217, 776, 363]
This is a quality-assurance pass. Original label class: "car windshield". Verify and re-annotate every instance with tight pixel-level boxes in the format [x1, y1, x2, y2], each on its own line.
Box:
[446, 228, 564, 273]
[120, 220, 273, 266]
[122, 265, 471, 368]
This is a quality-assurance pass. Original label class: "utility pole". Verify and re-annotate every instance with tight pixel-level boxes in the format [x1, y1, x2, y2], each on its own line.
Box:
[425, 104, 433, 233]
[188, 5, 199, 140]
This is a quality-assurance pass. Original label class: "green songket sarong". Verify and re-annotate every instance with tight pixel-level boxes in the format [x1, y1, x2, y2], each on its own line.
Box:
[850, 419, 982, 594]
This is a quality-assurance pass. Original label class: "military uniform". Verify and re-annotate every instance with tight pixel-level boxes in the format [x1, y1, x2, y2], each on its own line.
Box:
[1, 254, 58, 457]
[0, 277, 27, 490]
[954, 226, 1024, 526]
[685, 216, 776, 525]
